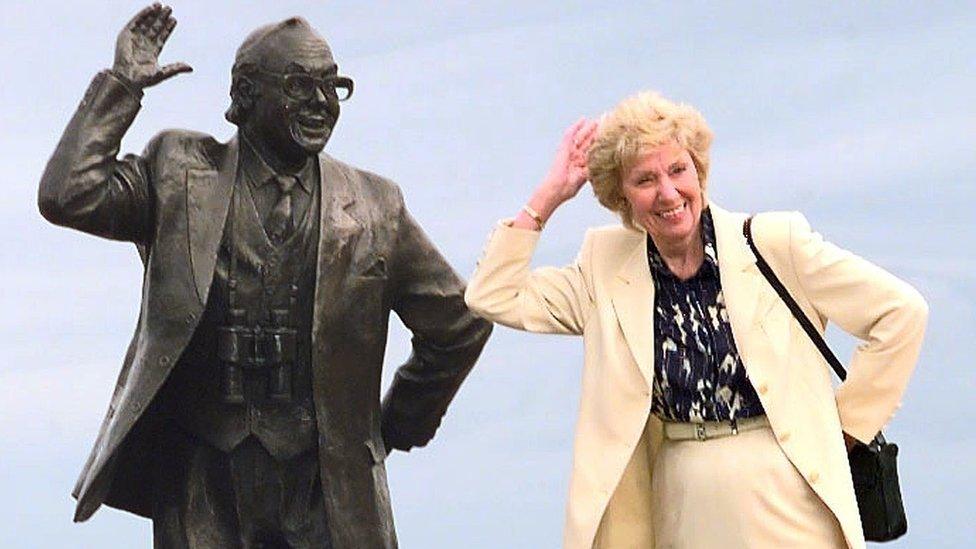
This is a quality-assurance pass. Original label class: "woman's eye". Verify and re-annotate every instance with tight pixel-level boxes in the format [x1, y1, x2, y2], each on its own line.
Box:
[670, 165, 686, 176]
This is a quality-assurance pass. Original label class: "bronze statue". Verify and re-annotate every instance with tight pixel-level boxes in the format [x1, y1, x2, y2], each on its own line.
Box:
[37, 4, 491, 547]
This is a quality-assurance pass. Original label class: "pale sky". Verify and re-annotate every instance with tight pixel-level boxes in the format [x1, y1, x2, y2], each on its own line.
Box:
[1, 1, 974, 547]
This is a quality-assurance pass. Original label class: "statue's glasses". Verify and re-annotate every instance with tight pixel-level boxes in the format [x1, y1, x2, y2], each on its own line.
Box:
[256, 69, 354, 102]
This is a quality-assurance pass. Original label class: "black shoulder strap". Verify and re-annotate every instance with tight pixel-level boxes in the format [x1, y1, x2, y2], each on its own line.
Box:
[743, 216, 848, 381]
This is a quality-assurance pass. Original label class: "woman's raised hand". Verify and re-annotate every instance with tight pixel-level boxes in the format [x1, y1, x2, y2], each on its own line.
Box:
[544, 118, 599, 203]
[514, 118, 599, 230]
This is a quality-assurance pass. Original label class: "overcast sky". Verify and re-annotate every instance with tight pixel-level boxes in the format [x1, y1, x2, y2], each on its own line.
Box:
[1, 1, 974, 547]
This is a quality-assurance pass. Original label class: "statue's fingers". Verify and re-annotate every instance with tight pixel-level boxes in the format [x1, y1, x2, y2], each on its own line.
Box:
[155, 62, 193, 84]
[156, 16, 177, 46]
[148, 5, 172, 39]
[132, 3, 161, 32]
[125, 4, 155, 30]
[126, 4, 154, 31]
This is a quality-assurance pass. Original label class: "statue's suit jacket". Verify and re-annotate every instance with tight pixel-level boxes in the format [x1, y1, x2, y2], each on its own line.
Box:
[38, 70, 491, 549]
[465, 204, 927, 549]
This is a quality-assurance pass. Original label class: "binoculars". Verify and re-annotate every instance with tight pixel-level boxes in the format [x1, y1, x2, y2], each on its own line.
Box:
[217, 308, 296, 404]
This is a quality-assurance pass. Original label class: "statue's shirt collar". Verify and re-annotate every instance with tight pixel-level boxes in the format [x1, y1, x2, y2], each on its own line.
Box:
[238, 135, 314, 194]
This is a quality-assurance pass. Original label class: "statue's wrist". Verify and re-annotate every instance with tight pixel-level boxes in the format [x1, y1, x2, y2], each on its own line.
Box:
[107, 68, 144, 99]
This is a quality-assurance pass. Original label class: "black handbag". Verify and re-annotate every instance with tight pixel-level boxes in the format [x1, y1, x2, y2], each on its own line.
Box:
[743, 216, 908, 542]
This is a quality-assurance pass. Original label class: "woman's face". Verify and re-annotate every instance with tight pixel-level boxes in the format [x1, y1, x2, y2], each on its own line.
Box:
[621, 142, 704, 249]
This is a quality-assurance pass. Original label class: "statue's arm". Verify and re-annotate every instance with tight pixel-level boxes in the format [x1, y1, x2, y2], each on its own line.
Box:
[37, 4, 190, 243]
[381, 191, 493, 452]
[37, 71, 154, 242]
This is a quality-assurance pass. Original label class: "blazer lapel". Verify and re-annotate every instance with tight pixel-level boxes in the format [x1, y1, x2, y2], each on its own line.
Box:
[313, 154, 361, 319]
[610, 233, 655, 389]
[710, 205, 781, 369]
[186, 136, 237, 304]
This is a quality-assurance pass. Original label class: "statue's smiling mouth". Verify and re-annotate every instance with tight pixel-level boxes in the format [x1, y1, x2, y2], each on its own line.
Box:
[296, 114, 329, 132]
[290, 111, 333, 150]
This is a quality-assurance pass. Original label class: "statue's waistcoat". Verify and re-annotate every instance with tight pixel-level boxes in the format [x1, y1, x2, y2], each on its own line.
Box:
[161, 173, 321, 460]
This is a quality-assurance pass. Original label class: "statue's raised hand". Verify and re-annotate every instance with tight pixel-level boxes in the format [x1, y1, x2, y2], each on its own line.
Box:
[113, 3, 192, 89]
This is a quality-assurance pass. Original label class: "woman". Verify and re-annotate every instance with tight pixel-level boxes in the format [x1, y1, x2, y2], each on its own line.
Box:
[464, 92, 927, 549]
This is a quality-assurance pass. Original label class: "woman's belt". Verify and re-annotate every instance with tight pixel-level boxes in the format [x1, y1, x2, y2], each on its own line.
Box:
[662, 415, 770, 441]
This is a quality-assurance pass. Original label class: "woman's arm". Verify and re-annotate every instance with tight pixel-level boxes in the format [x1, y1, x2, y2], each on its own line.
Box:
[464, 119, 599, 334]
[465, 222, 595, 335]
[786, 213, 929, 444]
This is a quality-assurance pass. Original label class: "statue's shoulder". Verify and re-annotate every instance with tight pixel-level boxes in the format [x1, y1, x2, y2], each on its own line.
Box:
[143, 129, 225, 168]
[320, 154, 404, 210]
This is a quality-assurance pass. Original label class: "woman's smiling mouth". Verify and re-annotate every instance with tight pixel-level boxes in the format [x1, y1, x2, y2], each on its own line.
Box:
[657, 202, 687, 220]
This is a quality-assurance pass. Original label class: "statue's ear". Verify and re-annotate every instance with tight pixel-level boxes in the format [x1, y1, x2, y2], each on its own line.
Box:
[235, 76, 257, 111]
[226, 73, 259, 125]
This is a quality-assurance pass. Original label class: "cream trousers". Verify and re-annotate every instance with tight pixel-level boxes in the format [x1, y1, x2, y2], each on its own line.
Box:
[651, 426, 847, 548]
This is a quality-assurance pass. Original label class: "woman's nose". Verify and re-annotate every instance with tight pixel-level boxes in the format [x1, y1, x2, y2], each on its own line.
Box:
[658, 179, 680, 200]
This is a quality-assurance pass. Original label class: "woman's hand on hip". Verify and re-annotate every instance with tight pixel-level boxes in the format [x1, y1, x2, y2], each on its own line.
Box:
[514, 118, 599, 230]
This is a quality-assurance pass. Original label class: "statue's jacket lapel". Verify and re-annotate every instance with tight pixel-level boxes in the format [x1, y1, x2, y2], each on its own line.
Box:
[186, 137, 237, 305]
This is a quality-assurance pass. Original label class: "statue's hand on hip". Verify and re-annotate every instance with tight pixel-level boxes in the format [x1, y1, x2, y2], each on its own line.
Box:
[112, 3, 192, 90]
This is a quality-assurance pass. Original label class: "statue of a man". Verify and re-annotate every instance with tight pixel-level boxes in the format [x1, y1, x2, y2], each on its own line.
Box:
[38, 4, 491, 547]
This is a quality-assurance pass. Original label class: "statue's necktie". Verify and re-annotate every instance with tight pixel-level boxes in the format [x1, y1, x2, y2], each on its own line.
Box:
[266, 174, 299, 244]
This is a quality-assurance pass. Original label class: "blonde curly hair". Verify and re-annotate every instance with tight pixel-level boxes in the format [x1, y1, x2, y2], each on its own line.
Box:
[587, 91, 714, 230]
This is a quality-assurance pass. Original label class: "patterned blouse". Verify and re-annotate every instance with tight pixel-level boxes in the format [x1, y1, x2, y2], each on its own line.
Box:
[648, 208, 765, 423]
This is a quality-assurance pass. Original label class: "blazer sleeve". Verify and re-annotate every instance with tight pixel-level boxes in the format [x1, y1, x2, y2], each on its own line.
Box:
[37, 70, 154, 244]
[785, 212, 929, 443]
[464, 220, 595, 336]
[379, 189, 493, 452]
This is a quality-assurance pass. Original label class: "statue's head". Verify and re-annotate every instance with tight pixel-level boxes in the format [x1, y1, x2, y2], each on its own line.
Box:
[226, 18, 353, 160]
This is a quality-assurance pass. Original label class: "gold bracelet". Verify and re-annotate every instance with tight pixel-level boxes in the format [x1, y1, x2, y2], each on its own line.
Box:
[522, 204, 545, 230]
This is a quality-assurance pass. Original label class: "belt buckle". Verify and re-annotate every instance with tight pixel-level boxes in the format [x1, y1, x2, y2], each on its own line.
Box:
[695, 423, 707, 441]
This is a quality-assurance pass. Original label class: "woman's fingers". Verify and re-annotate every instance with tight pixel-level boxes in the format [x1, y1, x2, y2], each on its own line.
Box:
[571, 119, 598, 148]
[546, 117, 596, 197]
[570, 116, 587, 132]
[562, 117, 587, 144]
[570, 121, 597, 165]
[579, 132, 596, 154]
[578, 120, 599, 144]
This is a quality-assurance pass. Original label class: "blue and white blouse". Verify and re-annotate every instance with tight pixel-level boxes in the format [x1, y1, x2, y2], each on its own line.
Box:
[648, 208, 765, 423]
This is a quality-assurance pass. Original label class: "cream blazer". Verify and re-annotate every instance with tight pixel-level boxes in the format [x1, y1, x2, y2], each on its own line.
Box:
[465, 204, 927, 549]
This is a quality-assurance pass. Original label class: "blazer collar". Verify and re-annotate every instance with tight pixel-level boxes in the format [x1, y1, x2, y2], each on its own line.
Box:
[614, 203, 756, 279]
[709, 203, 756, 273]
[609, 202, 779, 390]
